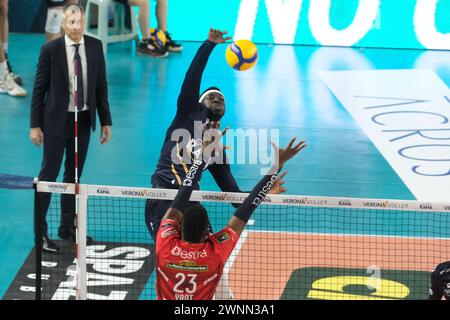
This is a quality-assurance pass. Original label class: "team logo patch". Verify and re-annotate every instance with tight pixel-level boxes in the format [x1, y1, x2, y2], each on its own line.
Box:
[161, 229, 178, 239]
[161, 222, 174, 229]
[217, 232, 230, 243]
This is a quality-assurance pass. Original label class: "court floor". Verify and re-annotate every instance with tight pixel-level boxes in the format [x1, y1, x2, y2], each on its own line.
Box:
[0, 33, 449, 299]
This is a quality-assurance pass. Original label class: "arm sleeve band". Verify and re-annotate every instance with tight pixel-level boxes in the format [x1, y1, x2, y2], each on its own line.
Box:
[170, 160, 206, 212]
[233, 170, 279, 223]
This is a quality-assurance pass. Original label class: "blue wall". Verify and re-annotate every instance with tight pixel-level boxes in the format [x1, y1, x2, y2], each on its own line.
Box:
[10, 0, 450, 50]
[164, 0, 450, 50]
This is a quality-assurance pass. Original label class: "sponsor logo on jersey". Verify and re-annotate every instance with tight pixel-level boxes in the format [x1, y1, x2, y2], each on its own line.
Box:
[167, 260, 208, 272]
[3, 242, 154, 300]
[171, 246, 207, 259]
[203, 273, 218, 286]
[157, 267, 169, 282]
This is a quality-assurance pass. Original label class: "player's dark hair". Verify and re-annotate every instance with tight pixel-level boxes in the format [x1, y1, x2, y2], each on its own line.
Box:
[181, 203, 209, 243]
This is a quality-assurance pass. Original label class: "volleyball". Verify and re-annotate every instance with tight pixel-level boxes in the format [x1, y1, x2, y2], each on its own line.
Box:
[225, 39, 258, 71]
[149, 28, 167, 50]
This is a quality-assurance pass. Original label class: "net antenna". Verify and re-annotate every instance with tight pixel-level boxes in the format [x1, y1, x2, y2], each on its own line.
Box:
[73, 42, 87, 300]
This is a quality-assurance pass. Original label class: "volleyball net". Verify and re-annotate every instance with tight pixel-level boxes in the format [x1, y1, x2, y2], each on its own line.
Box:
[29, 180, 450, 300]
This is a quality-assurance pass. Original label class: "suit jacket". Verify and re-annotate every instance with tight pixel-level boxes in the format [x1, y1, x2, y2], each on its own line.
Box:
[30, 35, 112, 136]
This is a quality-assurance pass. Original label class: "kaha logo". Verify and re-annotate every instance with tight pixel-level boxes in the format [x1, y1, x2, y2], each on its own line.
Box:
[419, 203, 433, 210]
[96, 188, 110, 195]
[338, 200, 352, 206]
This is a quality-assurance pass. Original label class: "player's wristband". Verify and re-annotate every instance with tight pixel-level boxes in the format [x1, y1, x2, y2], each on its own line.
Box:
[171, 160, 205, 212]
[233, 171, 278, 223]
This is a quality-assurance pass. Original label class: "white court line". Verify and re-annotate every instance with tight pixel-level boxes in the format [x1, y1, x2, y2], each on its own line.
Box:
[247, 229, 450, 241]
[219, 230, 249, 299]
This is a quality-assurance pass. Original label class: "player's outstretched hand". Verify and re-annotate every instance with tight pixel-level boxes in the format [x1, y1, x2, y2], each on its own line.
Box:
[268, 171, 287, 194]
[208, 29, 232, 44]
[271, 138, 306, 170]
[202, 121, 228, 150]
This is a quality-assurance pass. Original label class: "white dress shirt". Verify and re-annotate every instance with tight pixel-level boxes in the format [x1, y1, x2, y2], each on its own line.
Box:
[65, 35, 89, 112]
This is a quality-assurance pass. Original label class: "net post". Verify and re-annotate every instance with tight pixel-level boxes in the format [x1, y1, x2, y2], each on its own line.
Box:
[33, 179, 42, 300]
[76, 184, 88, 300]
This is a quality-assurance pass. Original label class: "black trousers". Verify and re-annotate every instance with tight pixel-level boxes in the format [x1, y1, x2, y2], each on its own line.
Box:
[37, 111, 91, 237]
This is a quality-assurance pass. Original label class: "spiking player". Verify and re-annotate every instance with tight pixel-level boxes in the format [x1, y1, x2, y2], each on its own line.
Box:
[146, 28, 286, 241]
[155, 130, 306, 300]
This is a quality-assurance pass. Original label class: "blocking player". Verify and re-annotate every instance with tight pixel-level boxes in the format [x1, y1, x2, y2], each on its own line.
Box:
[155, 132, 306, 300]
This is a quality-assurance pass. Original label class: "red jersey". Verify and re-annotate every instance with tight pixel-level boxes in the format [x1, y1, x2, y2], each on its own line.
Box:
[155, 219, 239, 300]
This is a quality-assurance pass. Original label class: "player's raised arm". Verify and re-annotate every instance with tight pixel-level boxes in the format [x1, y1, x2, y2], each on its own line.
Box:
[162, 122, 227, 222]
[176, 29, 231, 116]
[227, 138, 307, 237]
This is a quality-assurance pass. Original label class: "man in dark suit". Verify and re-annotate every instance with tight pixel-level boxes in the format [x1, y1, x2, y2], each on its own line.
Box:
[30, 3, 112, 253]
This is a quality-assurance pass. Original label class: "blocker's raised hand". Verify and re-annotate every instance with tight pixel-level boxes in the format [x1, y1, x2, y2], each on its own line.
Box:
[208, 29, 232, 44]
[271, 138, 307, 170]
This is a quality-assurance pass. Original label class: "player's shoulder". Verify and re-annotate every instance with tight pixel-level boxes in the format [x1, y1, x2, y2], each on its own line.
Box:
[157, 219, 180, 242]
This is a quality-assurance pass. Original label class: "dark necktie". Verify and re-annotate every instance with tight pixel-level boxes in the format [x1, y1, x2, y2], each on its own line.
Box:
[73, 44, 84, 111]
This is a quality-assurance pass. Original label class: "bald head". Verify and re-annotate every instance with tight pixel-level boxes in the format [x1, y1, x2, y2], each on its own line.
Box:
[62, 4, 85, 43]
